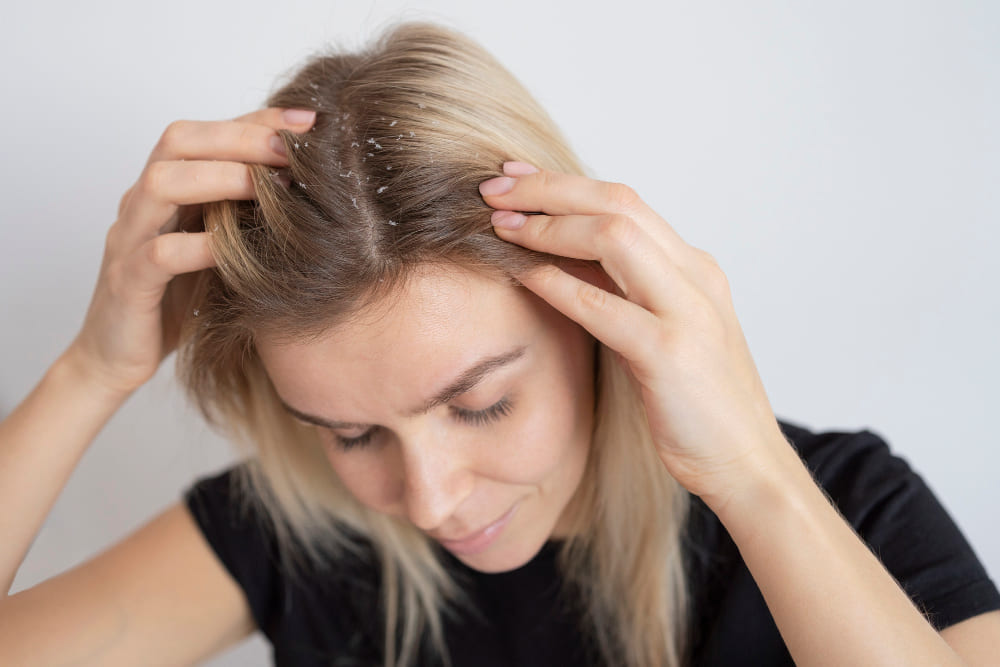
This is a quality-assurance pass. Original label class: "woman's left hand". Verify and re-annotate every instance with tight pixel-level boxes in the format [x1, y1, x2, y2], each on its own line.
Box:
[480, 161, 791, 511]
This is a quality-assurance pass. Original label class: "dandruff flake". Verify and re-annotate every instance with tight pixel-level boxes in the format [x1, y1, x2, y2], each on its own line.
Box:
[390, 120, 397, 127]
[294, 142, 300, 149]
[377, 186, 388, 194]
[388, 220, 397, 226]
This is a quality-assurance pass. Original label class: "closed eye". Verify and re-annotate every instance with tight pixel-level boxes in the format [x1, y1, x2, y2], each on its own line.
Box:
[333, 396, 514, 451]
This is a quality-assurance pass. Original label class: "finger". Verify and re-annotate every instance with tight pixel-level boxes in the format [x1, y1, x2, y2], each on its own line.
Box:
[480, 162, 690, 257]
[147, 119, 285, 166]
[146, 108, 315, 166]
[121, 160, 255, 247]
[492, 210, 682, 316]
[232, 106, 317, 130]
[518, 263, 662, 365]
[121, 232, 217, 299]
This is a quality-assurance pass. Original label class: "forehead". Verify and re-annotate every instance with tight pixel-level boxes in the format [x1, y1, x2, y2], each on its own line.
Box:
[255, 266, 545, 411]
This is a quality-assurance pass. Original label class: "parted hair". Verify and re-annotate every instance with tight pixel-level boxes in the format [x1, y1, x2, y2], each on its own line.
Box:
[175, 19, 691, 667]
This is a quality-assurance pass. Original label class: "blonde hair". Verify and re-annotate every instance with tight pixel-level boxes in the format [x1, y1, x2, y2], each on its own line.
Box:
[175, 20, 691, 667]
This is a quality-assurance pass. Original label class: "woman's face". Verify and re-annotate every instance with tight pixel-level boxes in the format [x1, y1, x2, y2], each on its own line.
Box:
[256, 265, 596, 573]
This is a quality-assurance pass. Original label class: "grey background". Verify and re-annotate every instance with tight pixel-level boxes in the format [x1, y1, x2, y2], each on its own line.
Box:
[2, 1, 996, 664]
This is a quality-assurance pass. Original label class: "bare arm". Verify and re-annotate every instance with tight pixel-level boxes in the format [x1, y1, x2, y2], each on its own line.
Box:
[713, 436, 996, 666]
[0, 105, 317, 663]
[0, 349, 130, 596]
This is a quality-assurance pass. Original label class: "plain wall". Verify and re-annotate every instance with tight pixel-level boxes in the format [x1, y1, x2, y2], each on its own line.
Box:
[1, 1, 996, 664]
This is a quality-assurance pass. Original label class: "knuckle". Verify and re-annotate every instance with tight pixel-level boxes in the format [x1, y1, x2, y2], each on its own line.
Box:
[138, 161, 169, 197]
[117, 185, 134, 217]
[145, 235, 172, 268]
[577, 281, 610, 312]
[103, 224, 120, 256]
[159, 119, 188, 150]
[596, 214, 640, 251]
[693, 248, 731, 297]
[235, 121, 256, 147]
[535, 169, 555, 191]
[607, 182, 641, 211]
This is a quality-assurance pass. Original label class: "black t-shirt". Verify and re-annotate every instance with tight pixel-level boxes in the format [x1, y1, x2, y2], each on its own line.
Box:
[183, 419, 1000, 665]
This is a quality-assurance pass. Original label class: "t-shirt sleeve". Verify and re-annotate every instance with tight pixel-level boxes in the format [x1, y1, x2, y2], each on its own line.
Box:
[182, 463, 284, 638]
[783, 421, 1000, 631]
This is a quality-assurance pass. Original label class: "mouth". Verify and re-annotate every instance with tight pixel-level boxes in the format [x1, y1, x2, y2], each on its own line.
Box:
[434, 501, 521, 556]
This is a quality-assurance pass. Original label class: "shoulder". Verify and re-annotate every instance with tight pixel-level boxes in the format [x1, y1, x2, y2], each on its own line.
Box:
[687, 418, 1000, 633]
[182, 462, 386, 662]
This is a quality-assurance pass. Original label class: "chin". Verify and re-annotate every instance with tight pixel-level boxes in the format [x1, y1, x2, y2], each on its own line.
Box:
[445, 531, 550, 574]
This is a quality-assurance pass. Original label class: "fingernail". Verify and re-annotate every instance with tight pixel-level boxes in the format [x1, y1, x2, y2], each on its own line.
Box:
[503, 161, 539, 176]
[479, 176, 516, 196]
[269, 135, 287, 157]
[282, 108, 316, 125]
[491, 210, 526, 229]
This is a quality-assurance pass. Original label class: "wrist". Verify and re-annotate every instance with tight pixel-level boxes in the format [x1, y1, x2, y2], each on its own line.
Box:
[701, 433, 816, 548]
[53, 345, 137, 407]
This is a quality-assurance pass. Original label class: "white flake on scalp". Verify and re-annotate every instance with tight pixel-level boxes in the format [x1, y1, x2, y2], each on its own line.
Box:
[367, 138, 376, 144]
[409, 131, 415, 137]
[388, 220, 397, 226]
[352, 196, 358, 209]
[351, 141, 360, 147]
[294, 142, 300, 149]
[377, 186, 388, 194]
[390, 120, 397, 127]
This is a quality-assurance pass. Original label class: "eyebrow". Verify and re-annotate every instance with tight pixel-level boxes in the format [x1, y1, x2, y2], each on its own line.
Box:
[279, 345, 528, 430]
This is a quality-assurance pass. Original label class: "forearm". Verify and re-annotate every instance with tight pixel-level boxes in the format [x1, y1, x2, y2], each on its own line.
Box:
[0, 349, 131, 595]
[710, 437, 965, 667]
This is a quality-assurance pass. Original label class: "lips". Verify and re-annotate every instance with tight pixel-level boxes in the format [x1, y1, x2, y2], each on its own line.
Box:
[434, 502, 520, 555]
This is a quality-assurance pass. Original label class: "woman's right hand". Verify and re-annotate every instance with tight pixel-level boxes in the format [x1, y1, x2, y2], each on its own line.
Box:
[65, 107, 317, 397]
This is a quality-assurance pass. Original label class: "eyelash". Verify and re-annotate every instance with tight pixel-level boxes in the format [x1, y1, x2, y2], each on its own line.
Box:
[332, 397, 514, 451]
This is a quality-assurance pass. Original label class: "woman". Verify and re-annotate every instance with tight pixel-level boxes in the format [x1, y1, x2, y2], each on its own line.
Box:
[0, 20, 997, 667]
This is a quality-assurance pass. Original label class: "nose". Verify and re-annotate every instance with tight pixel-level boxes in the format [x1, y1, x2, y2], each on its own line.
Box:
[396, 432, 472, 534]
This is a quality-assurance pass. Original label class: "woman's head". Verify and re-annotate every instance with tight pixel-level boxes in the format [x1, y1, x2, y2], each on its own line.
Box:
[177, 20, 689, 667]
[256, 263, 597, 574]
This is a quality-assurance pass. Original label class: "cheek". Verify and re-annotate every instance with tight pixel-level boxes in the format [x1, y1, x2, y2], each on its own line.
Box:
[322, 441, 396, 510]
[491, 382, 589, 484]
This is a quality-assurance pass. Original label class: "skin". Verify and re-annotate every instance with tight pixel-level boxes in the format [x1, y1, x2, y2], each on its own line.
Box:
[255, 266, 597, 573]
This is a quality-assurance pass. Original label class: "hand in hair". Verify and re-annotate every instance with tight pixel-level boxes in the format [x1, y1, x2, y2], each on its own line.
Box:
[65, 108, 316, 397]
[482, 161, 791, 512]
